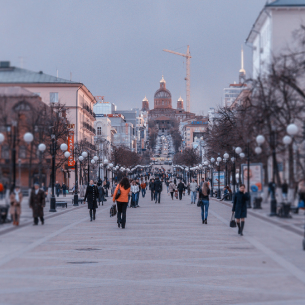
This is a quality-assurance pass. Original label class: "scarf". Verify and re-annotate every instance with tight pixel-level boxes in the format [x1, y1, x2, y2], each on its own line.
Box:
[14, 189, 20, 203]
[202, 182, 209, 196]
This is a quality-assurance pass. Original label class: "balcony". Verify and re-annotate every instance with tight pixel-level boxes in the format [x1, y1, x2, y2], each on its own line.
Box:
[82, 103, 96, 119]
[82, 122, 96, 135]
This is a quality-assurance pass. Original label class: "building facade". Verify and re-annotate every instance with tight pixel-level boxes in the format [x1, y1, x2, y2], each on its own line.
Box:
[148, 76, 195, 132]
[246, 0, 305, 78]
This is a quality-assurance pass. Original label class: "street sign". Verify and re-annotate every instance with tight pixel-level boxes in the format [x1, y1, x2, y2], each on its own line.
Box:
[213, 171, 224, 189]
[241, 163, 263, 193]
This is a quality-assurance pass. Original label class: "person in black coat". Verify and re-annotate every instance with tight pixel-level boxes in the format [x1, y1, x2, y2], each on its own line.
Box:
[154, 177, 162, 204]
[177, 180, 185, 200]
[232, 184, 250, 236]
[149, 179, 155, 201]
[84, 180, 99, 221]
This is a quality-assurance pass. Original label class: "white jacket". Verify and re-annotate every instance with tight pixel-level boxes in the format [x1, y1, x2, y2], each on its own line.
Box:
[131, 185, 139, 193]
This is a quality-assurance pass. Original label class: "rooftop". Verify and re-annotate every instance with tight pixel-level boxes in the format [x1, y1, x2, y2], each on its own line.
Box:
[266, 0, 305, 6]
[0, 61, 80, 84]
[0, 86, 38, 97]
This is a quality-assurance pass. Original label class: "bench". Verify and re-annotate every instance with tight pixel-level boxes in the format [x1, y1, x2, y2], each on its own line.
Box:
[56, 201, 67, 208]
[72, 198, 85, 205]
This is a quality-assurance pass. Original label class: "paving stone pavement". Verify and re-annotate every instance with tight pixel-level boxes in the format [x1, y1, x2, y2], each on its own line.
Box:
[0, 189, 305, 305]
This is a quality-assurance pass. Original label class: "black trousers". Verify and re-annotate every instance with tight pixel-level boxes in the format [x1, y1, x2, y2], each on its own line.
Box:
[155, 191, 161, 203]
[179, 190, 183, 200]
[117, 202, 128, 228]
[151, 191, 155, 201]
[170, 192, 174, 199]
[34, 216, 44, 225]
[89, 208, 96, 219]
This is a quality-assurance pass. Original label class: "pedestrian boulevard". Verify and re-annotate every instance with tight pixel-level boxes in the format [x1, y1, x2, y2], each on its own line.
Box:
[0, 190, 305, 305]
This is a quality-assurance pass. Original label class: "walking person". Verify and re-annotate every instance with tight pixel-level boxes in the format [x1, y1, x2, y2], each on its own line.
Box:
[199, 181, 210, 224]
[97, 182, 105, 206]
[140, 180, 146, 198]
[55, 181, 61, 197]
[135, 178, 140, 207]
[112, 177, 131, 229]
[190, 178, 198, 204]
[232, 184, 249, 236]
[29, 183, 45, 225]
[10, 185, 22, 226]
[84, 180, 99, 221]
[177, 180, 185, 200]
[154, 177, 162, 204]
[169, 180, 176, 200]
[102, 181, 108, 202]
[149, 179, 155, 201]
[130, 180, 139, 208]
[62, 182, 67, 197]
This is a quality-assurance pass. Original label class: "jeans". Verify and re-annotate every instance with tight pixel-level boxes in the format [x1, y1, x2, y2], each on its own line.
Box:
[141, 188, 146, 197]
[117, 202, 128, 228]
[282, 193, 288, 200]
[151, 191, 155, 201]
[132, 193, 138, 207]
[178, 190, 183, 200]
[167, 186, 169, 193]
[191, 191, 197, 203]
[201, 200, 209, 220]
[155, 191, 161, 203]
[56, 188, 60, 197]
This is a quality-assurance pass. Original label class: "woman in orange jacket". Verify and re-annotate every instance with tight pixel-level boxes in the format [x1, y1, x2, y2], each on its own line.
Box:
[112, 177, 131, 229]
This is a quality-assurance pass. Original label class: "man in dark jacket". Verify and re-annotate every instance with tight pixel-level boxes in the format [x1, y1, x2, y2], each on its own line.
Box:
[154, 177, 162, 204]
[84, 180, 99, 221]
[177, 180, 185, 200]
[149, 179, 155, 201]
[232, 184, 249, 236]
[29, 183, 46, 225]
[55, 181, 61, 197]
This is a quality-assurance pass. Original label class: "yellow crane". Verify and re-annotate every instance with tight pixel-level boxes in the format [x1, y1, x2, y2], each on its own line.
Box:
[163, 45, 191, 112]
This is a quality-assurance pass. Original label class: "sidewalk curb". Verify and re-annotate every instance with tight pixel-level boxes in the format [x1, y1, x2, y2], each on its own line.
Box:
[212, 198, 304, 237]
[0, 204, 86, 236]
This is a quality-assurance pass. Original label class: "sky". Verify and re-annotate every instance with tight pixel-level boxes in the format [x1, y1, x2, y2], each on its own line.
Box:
[1, 0, 267, 114]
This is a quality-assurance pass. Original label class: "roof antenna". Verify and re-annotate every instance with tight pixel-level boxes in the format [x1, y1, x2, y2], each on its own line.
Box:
[56, 69, 58, 78]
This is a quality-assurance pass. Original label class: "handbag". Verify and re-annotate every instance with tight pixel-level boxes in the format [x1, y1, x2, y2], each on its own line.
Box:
[230, 212, 236, 228]
[115, 187, 121, 200]
[197, 199, 203, 207]
[110, 204, 117, 217]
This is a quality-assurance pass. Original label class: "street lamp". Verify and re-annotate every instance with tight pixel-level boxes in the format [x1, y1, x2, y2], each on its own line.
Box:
[210, 157, 215, 197]
[104, 158, 109, 180]
[223, 153, 229, 187]
[216, 156, 222, 199]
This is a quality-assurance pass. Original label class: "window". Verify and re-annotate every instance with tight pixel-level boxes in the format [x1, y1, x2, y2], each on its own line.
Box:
[13, 101, 31, 111]
[1, 145, 9, 159]
[97, 127, 101, 135]
[50, 92, 58, 103]
[19, 145, 27, 159]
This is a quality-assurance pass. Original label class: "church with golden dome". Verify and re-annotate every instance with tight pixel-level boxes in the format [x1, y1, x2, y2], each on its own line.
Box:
[142, 76, 195, 132]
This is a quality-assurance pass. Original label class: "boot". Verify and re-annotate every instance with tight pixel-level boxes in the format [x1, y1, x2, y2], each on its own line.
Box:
[89, 210, 92, 221]
[93, 210, 96, 220]
[237, 222, 241, 234]
[205, 219, 207, 224]
[240, 221, 245, 236]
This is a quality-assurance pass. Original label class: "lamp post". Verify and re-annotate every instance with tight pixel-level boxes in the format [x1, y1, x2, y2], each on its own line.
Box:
[223, 152, 229, 186]
[104, 158, 109, 181]
[216, 155, 222, 199]
[210, 157, 215, 197]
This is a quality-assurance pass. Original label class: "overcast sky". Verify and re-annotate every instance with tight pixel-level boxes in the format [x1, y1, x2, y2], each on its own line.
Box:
[1, 0, 267, 114]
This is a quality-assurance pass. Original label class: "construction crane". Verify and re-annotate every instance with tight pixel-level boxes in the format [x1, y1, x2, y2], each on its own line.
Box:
[163, 45, 191, 112]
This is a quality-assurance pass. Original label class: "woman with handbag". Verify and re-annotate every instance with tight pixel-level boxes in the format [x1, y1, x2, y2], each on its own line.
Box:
[232, 184, 250, 236]
[199, 182, 210, 224]
[84, 180, 99, 221]
[112, 177, 131, 229]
